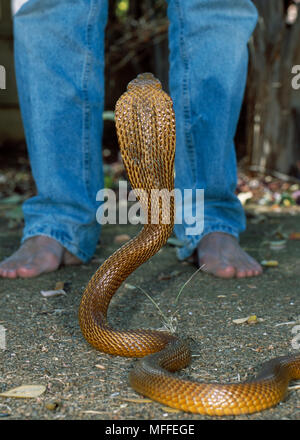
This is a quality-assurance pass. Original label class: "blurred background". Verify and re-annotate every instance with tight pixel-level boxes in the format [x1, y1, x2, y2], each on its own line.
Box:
[0, 0, 300, 227]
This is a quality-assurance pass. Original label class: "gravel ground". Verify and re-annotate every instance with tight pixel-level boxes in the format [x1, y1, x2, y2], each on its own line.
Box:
[0, 213, 299, 421]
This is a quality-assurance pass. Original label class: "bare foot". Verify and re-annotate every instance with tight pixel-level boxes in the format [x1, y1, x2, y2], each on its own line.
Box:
[196, 232, 262, 279]
[0, 236, 82, 279]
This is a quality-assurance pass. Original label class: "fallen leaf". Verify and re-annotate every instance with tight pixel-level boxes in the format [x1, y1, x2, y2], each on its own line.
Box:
[237, 191, 253, 205]
[40, 289, 66, 297]
[114, 234, 130, 244]
[247, 315, 258, 324]
[0, 385, 46, 399]
[232, 317, 249, 324]
[269, 240, 286, 250]
[232, 315, 262, 325]
[160, 406, 181, 413]
[55, 281, 65, 290]
[124, 283, 136, 290]
[261, 260, 279, 267]
[82, 410, 108, 415]
[119, 397, 152, 403]
[102, 111, 115, 121]
[275, 320, 299, 327]
[289, 232, 300, 240]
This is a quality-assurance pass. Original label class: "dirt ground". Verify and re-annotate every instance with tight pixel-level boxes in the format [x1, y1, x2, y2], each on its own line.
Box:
[0, 212, 299, 421]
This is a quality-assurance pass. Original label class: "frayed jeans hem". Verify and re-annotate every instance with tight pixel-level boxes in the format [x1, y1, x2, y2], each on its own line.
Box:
[21, 227, 95, 263]
[176, 224, 240, 261]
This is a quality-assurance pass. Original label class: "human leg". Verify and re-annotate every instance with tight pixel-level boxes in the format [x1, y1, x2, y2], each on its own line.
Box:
[167, 0, 261, 277]
[0, 0, 108, 278]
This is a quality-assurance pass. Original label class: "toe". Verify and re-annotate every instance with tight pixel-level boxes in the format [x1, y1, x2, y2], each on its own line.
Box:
[253, 267, 263, 276]
[0, 264, 18, 279]
[211, 264, 236, 279]
[1, 270, 17, 279]
[236, 268, 248, 278]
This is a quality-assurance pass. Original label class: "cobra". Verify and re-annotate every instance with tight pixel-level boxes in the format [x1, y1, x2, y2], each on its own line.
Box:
[79, 73, 300, 416]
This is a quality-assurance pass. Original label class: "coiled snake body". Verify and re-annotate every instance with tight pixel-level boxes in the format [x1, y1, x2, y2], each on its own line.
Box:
[79, 73, 300, 415]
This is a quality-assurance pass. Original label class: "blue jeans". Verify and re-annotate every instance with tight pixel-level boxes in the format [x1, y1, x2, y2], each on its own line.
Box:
[12, 0, 258, 262]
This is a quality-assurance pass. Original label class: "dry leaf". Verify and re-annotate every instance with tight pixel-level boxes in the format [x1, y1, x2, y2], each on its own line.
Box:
[114, 234, 130, 244]
[289, 232, 300, 240]
[0, 385, 46, 399]
[232, 315, 262, 325]
[55, 281, 65, 290]
[269, 240, 286, 250]
[124, 283, 136, 290]
[119, 397, 152, 403]
[232, 317, 249, 325]
[237, 191, 253, 205]
[288, 385, 300, 390]
[160, 406, 181, 413]
[82, 410, 108, 415]
[40, 289, 66, 297]
[247, 315, 258, 324]
[261, 260, 279, 267]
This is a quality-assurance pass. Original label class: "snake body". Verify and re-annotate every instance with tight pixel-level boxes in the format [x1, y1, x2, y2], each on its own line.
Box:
[79, 73, 300, 415]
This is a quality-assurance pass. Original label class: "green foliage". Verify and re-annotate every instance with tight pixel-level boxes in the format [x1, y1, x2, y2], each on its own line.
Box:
[115, 0, 129, 20]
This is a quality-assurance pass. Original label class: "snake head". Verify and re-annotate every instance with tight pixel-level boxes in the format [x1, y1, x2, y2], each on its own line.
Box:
[127, 73, 162, 91]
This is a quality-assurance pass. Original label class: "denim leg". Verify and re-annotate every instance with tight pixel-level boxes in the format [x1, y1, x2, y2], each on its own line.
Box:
[167, 0, 258, 260]
[12, 0, 108, 262]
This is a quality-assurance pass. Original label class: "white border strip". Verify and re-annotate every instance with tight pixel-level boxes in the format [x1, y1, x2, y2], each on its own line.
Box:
[11, 0, 29, 15]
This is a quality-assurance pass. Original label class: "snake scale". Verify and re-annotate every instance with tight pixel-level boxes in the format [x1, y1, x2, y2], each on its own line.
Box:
[79, 73, 300, 415]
